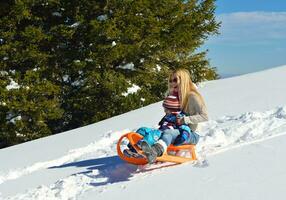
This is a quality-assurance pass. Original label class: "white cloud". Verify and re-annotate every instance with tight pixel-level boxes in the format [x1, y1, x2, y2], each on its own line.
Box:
[209, 12, 286, 45]
[220, 12, 286, 24]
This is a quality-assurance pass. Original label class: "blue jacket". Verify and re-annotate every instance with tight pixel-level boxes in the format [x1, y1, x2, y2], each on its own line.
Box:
[136, 112, 192, 146]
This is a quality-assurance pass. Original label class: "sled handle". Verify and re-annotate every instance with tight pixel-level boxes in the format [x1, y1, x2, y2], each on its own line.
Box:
[117, 132, 148, 165]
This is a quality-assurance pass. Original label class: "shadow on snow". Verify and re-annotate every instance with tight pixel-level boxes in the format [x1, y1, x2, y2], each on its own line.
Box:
[49, 155, 138, 186]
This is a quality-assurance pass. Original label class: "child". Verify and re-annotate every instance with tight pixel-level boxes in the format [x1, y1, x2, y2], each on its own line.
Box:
[135, 94, 185, 148]
[124, 95, 197, 162]
[140, 95, 200, 164]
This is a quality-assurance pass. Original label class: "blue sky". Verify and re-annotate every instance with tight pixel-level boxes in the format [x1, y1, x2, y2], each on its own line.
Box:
[203, 0, 286, 77]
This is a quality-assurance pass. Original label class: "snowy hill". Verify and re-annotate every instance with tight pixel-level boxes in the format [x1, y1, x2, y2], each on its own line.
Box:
[1, 65, 286, 200]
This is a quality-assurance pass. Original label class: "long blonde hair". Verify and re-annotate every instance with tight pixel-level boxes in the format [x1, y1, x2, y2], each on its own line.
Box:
[168, 68, 206, 112]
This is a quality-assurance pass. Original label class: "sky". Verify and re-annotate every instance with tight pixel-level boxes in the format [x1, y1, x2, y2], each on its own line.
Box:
[203, 0, 286, 77]
[1, 66, 286, 199]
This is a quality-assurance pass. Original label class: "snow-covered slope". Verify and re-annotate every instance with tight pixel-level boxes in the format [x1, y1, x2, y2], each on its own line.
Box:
[1, 65, 286, 200]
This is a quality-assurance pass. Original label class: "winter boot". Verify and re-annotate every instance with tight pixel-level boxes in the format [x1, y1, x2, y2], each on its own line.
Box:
[141, 141, 164, 164]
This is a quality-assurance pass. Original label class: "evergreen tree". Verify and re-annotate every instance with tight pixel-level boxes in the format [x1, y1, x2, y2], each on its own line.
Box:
[0, 0, 64, 147]
[0, 0, 220, 148]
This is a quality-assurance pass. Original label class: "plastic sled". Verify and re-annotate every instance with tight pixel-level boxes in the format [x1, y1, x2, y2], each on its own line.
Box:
[117, 132, 197, 165]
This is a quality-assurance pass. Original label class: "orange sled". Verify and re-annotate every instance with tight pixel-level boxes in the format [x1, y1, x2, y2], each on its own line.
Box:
[117, 132, 197, 165]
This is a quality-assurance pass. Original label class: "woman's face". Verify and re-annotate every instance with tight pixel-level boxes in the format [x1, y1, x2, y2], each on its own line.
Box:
[169, 73, 180, 93]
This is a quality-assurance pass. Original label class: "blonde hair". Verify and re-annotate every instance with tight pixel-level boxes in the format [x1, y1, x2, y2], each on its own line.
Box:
[168, 68, 206, 112]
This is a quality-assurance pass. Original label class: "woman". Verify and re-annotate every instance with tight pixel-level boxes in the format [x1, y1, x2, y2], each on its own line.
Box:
[141, 68, 209, 164]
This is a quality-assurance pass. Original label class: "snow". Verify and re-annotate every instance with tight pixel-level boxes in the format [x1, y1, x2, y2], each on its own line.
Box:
[9, 115, 22, 124]
[97, 15, 108, 21]
[117, 62, 135, 70]
[122, 84, 140, 96]
[156, 64, 161, 71]
[6, 79, 20, 90]
[1, 65, 286, 200]
[52, 12, 62, 17]
[69, 22, 80, 28]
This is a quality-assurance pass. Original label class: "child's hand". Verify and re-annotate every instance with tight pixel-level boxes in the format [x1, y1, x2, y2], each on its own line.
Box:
[176, 116, 183, 125]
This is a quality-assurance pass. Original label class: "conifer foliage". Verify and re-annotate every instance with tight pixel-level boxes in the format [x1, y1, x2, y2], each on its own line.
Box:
[0, 0, 220, 148]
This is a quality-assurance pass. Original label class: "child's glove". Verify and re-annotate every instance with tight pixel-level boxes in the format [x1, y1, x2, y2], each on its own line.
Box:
[173, 130, 190, 146]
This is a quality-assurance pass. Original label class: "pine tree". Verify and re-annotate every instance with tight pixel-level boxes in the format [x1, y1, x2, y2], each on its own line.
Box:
[68, 0, 220, 126]
[0, 0, 220, 148]
[0, 0, 64, 147]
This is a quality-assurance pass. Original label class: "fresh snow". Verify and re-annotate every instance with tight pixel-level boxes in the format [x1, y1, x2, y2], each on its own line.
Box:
[1, 65, 286, 200]
[6, 79, 20, 90]
[122, 84, 141, 96]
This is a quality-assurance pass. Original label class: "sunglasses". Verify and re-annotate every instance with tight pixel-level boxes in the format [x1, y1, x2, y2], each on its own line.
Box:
[169, 77, 178, 83]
